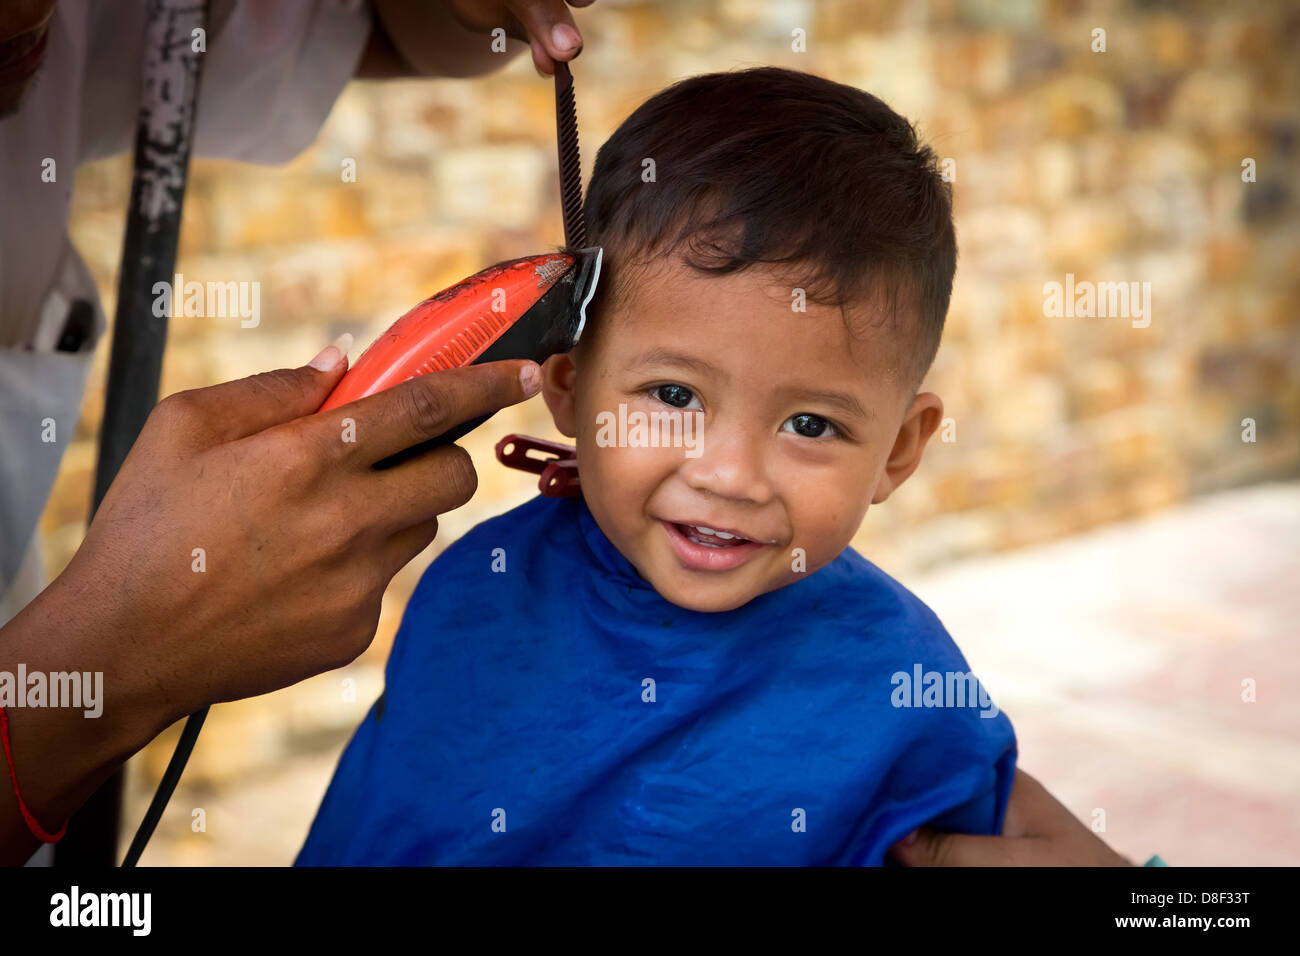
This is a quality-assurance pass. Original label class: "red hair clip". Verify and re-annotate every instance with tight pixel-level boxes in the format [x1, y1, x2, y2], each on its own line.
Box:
[495, 434, 581, 498]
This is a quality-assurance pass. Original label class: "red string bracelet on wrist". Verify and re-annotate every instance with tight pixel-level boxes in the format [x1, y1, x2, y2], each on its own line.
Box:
[0, 704, 68, 843]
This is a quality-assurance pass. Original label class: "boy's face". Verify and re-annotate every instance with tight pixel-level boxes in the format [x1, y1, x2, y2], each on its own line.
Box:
[542, 256, 942, 613]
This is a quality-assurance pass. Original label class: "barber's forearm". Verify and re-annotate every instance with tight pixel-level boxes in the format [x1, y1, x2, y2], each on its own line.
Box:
[371, 0, 527, 78]
[0, 577, 178, 866]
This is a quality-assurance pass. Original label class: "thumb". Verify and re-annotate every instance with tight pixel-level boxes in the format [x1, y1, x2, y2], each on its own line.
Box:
[889, 827, 1023, 867]
[189, 333, 354, 443]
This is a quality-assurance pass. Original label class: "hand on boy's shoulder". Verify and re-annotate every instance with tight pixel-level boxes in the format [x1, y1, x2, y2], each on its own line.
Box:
[890, 769, 1134, 866]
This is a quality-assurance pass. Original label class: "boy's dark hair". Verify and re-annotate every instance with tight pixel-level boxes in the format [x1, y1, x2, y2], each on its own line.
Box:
[582, 66, 957, 385]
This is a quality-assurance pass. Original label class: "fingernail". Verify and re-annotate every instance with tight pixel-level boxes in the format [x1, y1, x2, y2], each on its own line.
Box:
[552, 23, 580, 52]
[520, 362, 542, 396]
[309, 332, 354, 371]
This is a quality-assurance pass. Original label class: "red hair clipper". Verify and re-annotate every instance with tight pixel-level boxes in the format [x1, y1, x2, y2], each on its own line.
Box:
[320, 63, 600, 458]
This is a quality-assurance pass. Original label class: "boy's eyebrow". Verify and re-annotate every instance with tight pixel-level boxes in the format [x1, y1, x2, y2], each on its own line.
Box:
[629, 347, 873, 421]
[780, 386, 874, 422]
[628, 348, 726, 379]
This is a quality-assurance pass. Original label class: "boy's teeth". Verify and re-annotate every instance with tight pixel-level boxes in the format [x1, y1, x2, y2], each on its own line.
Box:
[688, 524, 741, 541]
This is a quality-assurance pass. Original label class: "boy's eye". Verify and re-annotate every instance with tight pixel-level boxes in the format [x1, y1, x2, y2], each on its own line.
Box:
[650, 384, 701, 410]
[783, 413, 839, 439]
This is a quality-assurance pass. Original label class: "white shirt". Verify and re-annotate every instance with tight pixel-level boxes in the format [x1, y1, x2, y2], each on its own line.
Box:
[0, 0, 371, 622]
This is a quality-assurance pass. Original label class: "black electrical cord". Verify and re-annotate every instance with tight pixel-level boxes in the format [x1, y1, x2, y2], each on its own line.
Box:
[121, 707, 209, 868]
[55, 0, 210, 867]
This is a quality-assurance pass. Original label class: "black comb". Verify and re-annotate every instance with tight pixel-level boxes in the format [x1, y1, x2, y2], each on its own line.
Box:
[554, 61, 586, 250]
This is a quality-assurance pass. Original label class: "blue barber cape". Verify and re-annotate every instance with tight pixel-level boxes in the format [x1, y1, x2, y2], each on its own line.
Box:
[298, 494, 1017, 865]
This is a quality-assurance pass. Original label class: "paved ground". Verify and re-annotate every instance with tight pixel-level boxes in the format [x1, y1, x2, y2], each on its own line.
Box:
[908, 481, 1300, 866]
[128, 482, 1299, 865]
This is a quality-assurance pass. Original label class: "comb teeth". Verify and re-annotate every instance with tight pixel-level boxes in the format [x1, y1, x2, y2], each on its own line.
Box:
[555, 62, 586, 250]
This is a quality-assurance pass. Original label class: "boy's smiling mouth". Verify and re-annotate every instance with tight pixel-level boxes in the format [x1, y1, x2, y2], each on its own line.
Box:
[659, 519, 770, 572]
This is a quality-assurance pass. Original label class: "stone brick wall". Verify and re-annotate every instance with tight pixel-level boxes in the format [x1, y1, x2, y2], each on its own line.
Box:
[44, 0, 1298, 861]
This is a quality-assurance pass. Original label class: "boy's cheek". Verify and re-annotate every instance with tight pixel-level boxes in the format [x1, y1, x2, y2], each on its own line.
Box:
[579, 436, 685, 488]
[785, 494, 874, 568]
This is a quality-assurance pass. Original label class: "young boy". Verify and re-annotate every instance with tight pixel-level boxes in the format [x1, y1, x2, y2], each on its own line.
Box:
[297, 67, 1016, 866]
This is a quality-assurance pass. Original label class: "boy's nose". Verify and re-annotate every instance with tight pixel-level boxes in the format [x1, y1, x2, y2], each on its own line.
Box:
[676, 427, 774, 505]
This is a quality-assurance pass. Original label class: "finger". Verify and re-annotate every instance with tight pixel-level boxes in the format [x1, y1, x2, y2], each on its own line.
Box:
[174, 334, 353, 444]
[510, 0, 583, 70]
[366, 442, 480, 531]
[382, 516, 441, 577]
[889, 827, 1031, 867]
[531, 40, 554, 77]
[320, 359, 541, 465]
[1003, 767, 1073, 836]
[1002, 767, 1123, 853]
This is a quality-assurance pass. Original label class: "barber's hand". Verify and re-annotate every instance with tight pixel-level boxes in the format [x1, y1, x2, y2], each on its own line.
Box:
[889, 768, 1135, 866]
[52, 341, 542, 721]
[444, 0, 595, 75]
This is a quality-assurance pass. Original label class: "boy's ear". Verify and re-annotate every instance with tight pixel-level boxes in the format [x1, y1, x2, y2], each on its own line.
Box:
[872, 391, 944, 504]
[540, 351, 579, 438]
